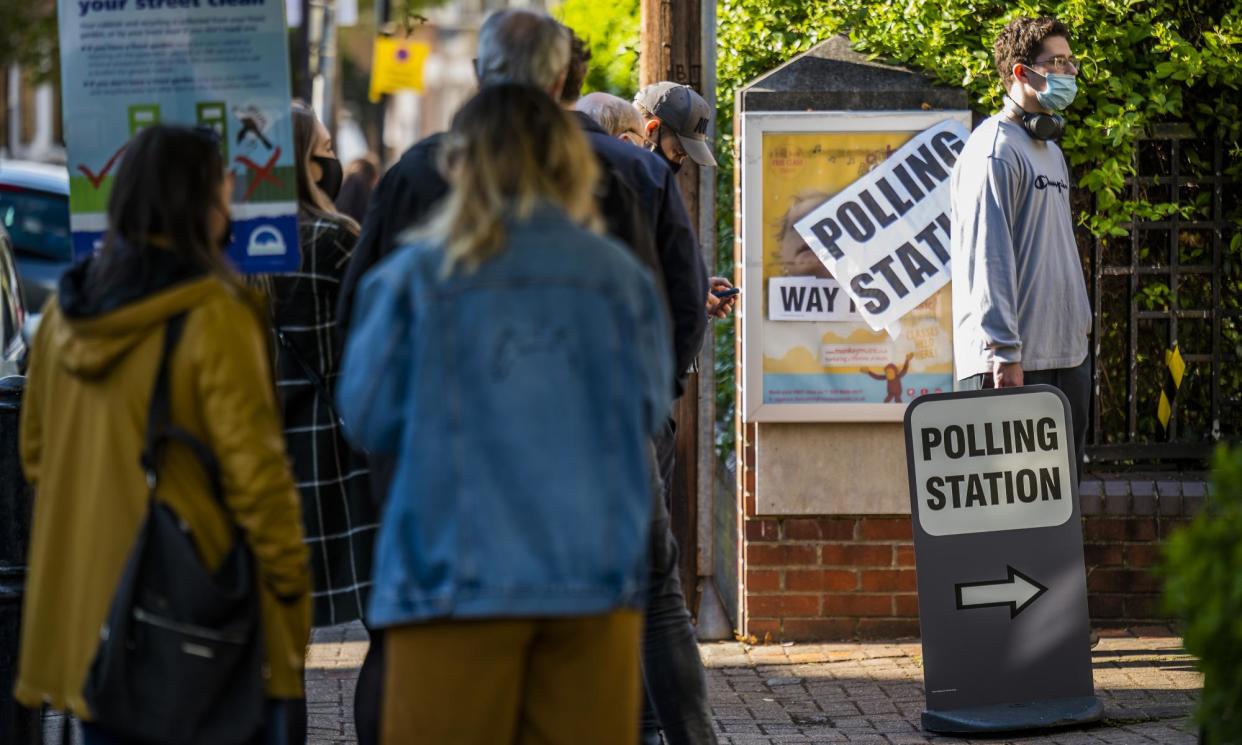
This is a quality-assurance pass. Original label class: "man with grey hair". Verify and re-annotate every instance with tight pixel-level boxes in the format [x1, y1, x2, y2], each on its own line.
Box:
[338, 10, 713, 745]
[578, 91, 647, 146]
[474, 7, 570, 92]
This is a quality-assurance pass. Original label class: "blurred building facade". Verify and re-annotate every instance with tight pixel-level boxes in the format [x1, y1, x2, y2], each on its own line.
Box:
[1, 67, 64, 163]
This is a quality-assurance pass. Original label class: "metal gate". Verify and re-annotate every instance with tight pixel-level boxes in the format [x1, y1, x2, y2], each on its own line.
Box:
[1085, 124, 1241, 466]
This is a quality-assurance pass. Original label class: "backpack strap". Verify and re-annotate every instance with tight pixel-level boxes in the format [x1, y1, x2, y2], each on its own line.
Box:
[139, 313, 225, 503]
[275, 327, 347, 431]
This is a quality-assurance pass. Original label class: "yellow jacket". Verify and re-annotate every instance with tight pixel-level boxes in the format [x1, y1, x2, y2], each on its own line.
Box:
[16, 274, 311, 716]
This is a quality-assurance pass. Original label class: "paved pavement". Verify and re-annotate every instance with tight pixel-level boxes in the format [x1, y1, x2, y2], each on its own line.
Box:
[306, 623, 1201, 745]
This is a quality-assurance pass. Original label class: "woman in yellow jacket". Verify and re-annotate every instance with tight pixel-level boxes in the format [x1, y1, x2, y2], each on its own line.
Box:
[15, 124, 311, 744]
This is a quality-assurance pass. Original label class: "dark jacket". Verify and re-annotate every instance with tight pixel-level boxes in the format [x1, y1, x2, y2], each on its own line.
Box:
[336, 134, 449, 335]
[572, 112, 708, 396]
[337, 115, 707, 397]
[269, 215, 376, 627]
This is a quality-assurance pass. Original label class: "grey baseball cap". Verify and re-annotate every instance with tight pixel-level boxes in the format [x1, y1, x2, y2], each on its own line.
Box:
[634, 82, 717, 167]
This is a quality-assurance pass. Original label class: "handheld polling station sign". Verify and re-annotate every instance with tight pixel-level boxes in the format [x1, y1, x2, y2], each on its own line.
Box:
[903, 386, 1102, 733]
[58, 0, 300, 273]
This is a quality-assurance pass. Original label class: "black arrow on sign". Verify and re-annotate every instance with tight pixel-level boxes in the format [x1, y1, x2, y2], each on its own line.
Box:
[954, 566, 1048, 618]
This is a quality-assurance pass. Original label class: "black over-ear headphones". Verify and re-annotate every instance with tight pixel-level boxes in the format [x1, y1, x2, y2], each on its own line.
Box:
[1006, 94, 1064, 141]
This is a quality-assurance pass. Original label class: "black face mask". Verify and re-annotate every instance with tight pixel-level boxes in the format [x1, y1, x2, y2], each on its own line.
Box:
[647, 126, 683, 174]
[313, 155, 343, 200]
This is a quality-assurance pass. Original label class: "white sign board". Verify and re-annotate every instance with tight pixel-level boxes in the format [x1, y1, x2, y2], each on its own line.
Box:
[767, 277, 861, 322]
[794, 119, 970, 337]
[908, 390, 1075, 537]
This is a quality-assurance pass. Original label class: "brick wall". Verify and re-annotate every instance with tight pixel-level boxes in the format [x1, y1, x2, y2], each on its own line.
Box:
[744, 515, 921, 640]
[738, 456, 1208, 640]
[1079, 478, 1205, 623]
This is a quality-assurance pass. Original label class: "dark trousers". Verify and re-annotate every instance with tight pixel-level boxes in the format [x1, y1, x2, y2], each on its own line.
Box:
[640, 420, 717, 745]
[959, 358, 1091, 483]
[354, 624, 384, 745]
[354, 454, 393, 745]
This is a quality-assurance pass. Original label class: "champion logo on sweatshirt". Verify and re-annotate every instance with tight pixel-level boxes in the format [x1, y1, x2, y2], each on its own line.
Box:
[1034, 175, 1069, 193]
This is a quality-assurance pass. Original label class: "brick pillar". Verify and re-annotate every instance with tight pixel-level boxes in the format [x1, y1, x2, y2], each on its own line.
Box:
[742, 513, 919, 640]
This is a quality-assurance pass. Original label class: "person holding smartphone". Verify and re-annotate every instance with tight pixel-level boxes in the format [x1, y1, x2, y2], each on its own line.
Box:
[707, 279, 738, 318]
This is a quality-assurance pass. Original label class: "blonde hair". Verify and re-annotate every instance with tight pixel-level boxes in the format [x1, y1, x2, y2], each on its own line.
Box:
[426, 83, 601, 275]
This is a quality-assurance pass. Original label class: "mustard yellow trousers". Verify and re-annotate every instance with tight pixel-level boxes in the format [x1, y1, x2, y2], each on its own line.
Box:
[383, 611, 642, 745]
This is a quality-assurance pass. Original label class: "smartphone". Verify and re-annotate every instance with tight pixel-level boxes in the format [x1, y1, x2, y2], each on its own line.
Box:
[711, 287, 741, 299]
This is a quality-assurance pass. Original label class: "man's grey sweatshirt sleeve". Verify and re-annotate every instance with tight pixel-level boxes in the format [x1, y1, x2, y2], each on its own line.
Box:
[964, 156, 1023, 363]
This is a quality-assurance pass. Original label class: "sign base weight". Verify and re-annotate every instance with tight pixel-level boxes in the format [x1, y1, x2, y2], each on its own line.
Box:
[921, 695, 1104, 734]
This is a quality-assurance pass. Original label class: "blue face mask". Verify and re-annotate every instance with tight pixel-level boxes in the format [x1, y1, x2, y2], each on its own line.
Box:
[1027, 67, 1078, 111]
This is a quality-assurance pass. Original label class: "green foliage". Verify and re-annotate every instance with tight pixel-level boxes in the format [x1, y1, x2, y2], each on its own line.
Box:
[553, 0, 641, 99]
[713, 0, 1242, 459]
[714, 1, 848, 449]
[0, 0, 56, 74]
[1163, 446, 1242, 742]
[381, 0, 451, 33]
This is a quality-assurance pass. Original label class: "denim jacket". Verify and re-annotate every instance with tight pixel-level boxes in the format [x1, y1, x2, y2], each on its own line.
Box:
[337, 207, 673, 627]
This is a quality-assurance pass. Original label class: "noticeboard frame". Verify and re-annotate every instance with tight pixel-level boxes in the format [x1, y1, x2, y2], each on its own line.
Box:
[739, 109, 972, 423]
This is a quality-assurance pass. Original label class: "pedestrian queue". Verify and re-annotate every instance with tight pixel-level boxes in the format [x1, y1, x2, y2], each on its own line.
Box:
[335, 82, 674, 745]
[14, 124, 312, 745]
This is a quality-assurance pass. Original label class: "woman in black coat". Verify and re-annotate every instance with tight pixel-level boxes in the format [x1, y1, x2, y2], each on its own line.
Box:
[269, 101, 376, 629]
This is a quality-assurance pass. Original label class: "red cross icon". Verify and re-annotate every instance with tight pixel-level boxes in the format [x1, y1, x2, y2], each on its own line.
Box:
[234, 146, 283, 202]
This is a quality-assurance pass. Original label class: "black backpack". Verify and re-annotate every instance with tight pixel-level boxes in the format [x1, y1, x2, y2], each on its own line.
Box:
[83, 313, 265, 745]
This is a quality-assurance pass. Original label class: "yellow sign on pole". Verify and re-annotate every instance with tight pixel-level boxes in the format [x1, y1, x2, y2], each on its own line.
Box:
[369, 37, 431, 102]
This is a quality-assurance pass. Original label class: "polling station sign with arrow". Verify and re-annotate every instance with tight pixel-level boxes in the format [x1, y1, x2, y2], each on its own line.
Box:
[903, 386, 1102, 733]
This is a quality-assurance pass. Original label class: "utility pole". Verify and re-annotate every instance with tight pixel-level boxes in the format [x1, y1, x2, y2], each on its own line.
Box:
[640, 0, 703, 217]
[640, 0, 730, 639]
[292, 0, 312, 101]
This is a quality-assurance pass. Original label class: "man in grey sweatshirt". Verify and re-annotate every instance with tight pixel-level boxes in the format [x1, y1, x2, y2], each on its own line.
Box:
[951, 15, 1092, 479]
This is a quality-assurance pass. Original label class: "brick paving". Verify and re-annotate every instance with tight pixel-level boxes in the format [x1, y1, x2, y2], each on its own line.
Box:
[306, 623, 1201, 745]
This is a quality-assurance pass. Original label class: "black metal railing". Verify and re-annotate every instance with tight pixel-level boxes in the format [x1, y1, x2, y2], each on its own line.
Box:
[1085, 124, 1241, 467]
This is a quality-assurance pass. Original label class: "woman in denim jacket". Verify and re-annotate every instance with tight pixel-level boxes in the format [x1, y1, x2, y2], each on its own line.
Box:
[337, 83, 672, 745]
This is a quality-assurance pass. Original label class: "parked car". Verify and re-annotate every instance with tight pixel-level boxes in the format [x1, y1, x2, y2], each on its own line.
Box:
[0, 225, 28, 376]
[0, 160, 71, 313]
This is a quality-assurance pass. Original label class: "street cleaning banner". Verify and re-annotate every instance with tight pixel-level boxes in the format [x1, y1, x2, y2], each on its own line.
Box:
[58, 0, 300, 273]
[794, 119, 970, 337]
